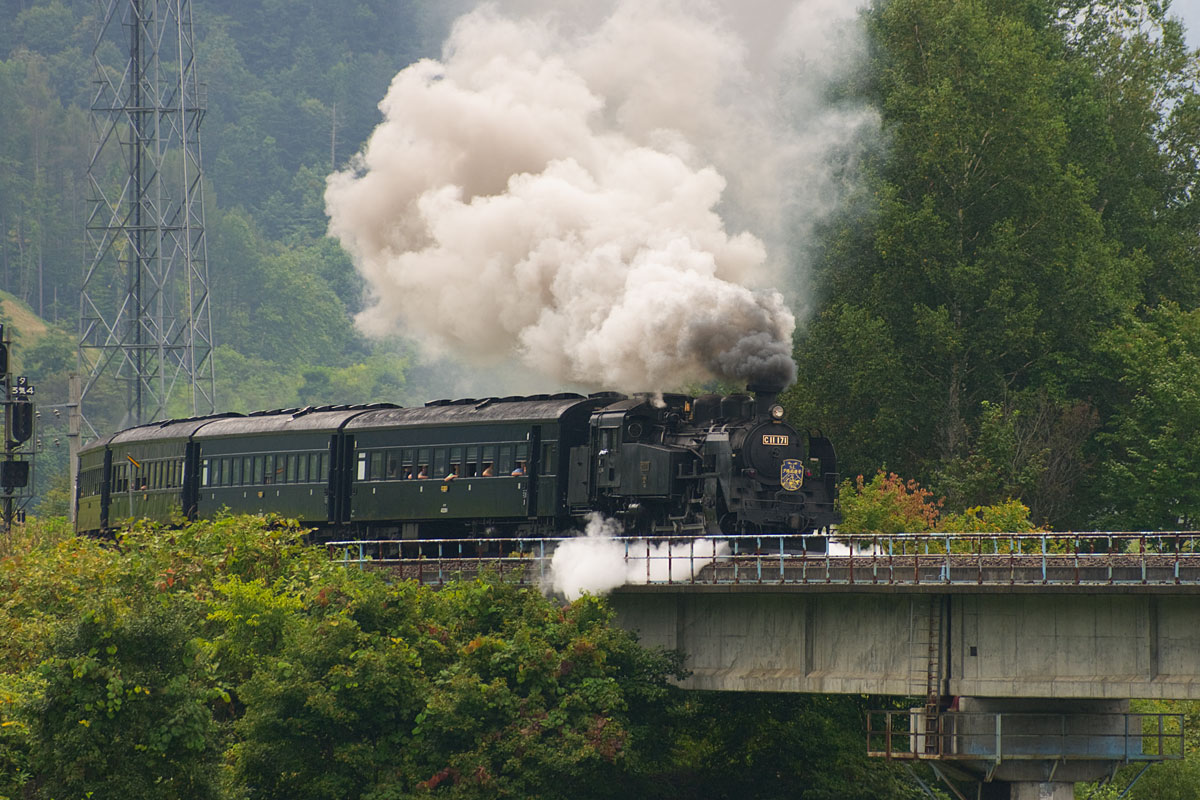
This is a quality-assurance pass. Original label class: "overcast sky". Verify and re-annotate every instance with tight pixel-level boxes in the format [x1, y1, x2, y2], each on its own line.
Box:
[1177, 0, 1200, 49]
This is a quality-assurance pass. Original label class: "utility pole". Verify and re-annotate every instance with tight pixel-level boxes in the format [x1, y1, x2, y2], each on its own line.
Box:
[79, 0, 215, 438]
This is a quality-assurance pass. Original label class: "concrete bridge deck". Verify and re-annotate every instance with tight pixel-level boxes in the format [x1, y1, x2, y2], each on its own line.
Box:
[329, 532, 1200, 699]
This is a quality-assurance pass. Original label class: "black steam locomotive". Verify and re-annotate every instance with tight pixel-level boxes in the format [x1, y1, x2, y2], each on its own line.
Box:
[75, 386, 838, 541]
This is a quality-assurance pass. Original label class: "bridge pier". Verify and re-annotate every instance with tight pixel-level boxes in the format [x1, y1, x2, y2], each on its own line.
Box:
[1002, 783, 1072, 800]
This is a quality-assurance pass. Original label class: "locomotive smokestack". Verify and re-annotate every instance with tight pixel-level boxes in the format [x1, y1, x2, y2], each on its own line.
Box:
[747, 382, 781, 418]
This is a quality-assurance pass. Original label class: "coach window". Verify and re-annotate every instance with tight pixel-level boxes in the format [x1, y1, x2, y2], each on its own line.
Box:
[498, 444, 513, 475]
[449, 447, 462, 478]
[416, 448, 430, 478]
[252, 456, 263, 485]
[465, 446, 478, 477]
[433, 448, 447, 478]
[399, 450, 413, 479]
[515, 444, 529, 473]
[264, 455, 275, 484]
[318, 453, 329, 482]
[230, 457, 242, 486]
[386, 452, 399, 480]
[370, 450, 384, 481]
[482, 445, 496, 476]
[284, 454, 295, 483]
[541, 443, 556, 475]
[357, 452, 368, 481]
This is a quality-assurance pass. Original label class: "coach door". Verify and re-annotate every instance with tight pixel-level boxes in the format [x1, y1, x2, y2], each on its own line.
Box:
[328, 434, 355, 524]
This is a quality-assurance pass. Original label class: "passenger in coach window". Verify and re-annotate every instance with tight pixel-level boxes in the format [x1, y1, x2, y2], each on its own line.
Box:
[511, 461, 525, 476]
[481, 462, 494, 476]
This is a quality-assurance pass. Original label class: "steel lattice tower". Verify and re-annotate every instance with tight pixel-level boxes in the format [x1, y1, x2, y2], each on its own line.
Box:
[80, 0, 215, 435]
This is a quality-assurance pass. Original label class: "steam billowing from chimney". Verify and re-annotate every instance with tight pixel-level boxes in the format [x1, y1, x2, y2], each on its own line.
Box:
[326, 0, 874, 392]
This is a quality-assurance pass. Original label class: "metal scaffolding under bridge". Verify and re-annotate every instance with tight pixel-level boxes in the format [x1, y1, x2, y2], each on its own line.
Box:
[79, 0, 215, 435]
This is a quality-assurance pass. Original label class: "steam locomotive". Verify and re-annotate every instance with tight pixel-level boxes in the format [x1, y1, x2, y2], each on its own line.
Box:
[75, 386, 838, 541]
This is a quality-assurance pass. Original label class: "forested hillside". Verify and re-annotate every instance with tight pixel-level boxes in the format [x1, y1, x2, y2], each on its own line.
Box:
[0, 0, 1198, 525]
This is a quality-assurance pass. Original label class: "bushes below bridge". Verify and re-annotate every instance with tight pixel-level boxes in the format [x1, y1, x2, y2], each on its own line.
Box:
[0, 515, 923, 800]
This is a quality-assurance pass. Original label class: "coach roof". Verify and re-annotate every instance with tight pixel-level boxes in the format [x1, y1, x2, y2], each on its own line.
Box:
[192, 404, 398, 438]
[345, 394, 607, 430]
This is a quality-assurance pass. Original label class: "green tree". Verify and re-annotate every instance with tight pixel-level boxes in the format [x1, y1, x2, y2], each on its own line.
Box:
[1095, 304, 1200, 530]
[792, 0, 1199, 527]
[25, 602, 225, 800]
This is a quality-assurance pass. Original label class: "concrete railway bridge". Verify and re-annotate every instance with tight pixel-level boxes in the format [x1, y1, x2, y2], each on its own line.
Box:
[330, 531, 1200, 800]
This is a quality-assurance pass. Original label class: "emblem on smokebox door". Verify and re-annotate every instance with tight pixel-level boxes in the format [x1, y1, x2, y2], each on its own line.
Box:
[780, 459, 804, 492]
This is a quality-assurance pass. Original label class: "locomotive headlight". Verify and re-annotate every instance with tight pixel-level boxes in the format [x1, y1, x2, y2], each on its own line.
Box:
[770, 404, 785, 420]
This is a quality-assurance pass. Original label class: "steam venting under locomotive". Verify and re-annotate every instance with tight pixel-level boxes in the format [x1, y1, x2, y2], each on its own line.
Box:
[76, 385, 838, 541]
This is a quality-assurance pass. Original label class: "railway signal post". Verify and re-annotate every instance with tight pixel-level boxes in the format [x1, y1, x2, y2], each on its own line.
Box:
[0, 325, 36, 534]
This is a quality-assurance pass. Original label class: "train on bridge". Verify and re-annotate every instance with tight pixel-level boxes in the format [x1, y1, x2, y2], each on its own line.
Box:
[75, 385, 839, 542]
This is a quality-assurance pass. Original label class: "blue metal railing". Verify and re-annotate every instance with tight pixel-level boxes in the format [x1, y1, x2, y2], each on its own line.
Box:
[866, 710, 1185, 762]
[325, 531, 1200, 589]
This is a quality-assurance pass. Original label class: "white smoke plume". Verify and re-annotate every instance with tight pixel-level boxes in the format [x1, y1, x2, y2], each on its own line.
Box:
[546, 513, 730, 600]
[327, 0, 875, 392]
